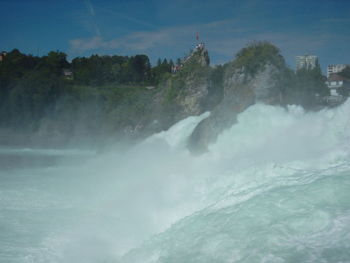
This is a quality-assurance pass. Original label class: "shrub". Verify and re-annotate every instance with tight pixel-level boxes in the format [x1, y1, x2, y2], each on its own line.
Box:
[234, 41, 285, 76]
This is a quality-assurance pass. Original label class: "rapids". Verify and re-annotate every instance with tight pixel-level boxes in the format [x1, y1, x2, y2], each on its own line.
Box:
[1, 101, 350, 262]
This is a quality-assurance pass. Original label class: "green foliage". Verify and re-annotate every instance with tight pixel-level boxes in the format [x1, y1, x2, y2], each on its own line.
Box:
[282, 62, 329, 108]
[232, 42, 328, 109]
[164, 78, 184, 103]
[339, 66, 350, 79]
[71, 54, 152, 86]
[0, 44, 335, 138]
[0, 48, 174, 133]
[40, 51, 69, 75]
[210, 65, 225, 89]
[205, 64, 225, 108]
[150, 58, 172, 84]
[0, 49, 68, 127]
[234, 41, 285, 76]
[337, 85, 350, 97]
[337, 67, 350, 96]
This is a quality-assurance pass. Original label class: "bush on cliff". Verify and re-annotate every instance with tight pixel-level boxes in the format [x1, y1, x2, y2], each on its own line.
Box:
[234, 41, 285, 77]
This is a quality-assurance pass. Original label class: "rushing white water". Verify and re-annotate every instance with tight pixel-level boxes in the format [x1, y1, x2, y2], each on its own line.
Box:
[1, 101, 350, 262]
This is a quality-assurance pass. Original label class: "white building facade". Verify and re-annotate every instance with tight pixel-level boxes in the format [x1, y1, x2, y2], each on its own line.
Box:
[326, 73, 349, 96]
[327, 64, 348, 78]
[296, 55, 318, 70]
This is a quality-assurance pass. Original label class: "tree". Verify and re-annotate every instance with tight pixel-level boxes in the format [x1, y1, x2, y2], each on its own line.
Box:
[40, 51, 69, 75]
[338, 66, 350, 97]
[339, 66, 350, 79]
[176, 58, 182, 66]
[234, 41, 285, 76]
[129, 55, 151, 83]
[291, 61, 329, 108]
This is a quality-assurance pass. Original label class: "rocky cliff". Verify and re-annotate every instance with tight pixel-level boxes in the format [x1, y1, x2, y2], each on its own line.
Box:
[129, 42, 289, 153]
[1, 42, 327, 148]
[143, 47, 214, 132]
[187, 42, 288, 153]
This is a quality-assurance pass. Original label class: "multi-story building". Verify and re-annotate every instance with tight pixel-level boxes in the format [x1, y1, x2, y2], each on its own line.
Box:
[327, 64, 348, 78]
[296, 55, 318, 70]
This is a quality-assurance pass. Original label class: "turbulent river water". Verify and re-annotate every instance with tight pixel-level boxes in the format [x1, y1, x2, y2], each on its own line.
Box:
[1, 102, 350, 263]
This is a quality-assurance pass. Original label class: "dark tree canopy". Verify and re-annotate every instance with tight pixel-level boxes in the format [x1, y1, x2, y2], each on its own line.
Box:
[0, 49, 171, 129]
[234, 41, 285, 76]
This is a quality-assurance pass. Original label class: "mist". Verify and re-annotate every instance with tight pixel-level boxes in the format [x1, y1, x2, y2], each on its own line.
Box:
[2, 0, 350, 261]
[1, 99, 350, 262]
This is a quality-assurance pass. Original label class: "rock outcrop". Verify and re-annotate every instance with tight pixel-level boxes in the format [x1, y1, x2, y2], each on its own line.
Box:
[188, 42, 287, 153]
[154, 47, 213, 128]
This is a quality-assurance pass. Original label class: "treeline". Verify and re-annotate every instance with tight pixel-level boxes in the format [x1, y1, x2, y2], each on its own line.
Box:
[72, 55, 174, 86]
[0, 49, 175, 130]
[0, 44, 335, 143]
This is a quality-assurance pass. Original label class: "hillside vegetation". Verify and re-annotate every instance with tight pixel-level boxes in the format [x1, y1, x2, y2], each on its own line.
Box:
[0, 42, 330, 146]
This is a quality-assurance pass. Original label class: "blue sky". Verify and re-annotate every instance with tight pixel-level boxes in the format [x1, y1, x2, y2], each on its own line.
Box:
[1, 0, 350, 71]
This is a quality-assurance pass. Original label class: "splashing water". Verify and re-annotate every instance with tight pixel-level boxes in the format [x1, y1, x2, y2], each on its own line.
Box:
[1, 101, 350, 262]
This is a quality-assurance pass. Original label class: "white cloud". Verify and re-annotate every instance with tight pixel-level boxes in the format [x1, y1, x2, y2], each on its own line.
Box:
[82, 0, 100, 36]
[68, 19, 246, 54]
[93, 5, 156, 30]
[84, 0, 95, 17]
[69, 27, 185, 53]
[68, 17, 349, 67]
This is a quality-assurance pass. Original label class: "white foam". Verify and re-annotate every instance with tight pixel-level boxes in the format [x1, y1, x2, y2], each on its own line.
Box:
[2, 100, 350, 263]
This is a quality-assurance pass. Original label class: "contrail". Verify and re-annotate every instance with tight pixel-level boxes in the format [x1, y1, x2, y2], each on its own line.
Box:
[95, 5, 156, 29]
[83, 0, 101, 36]
[84, 0, 95, 16]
